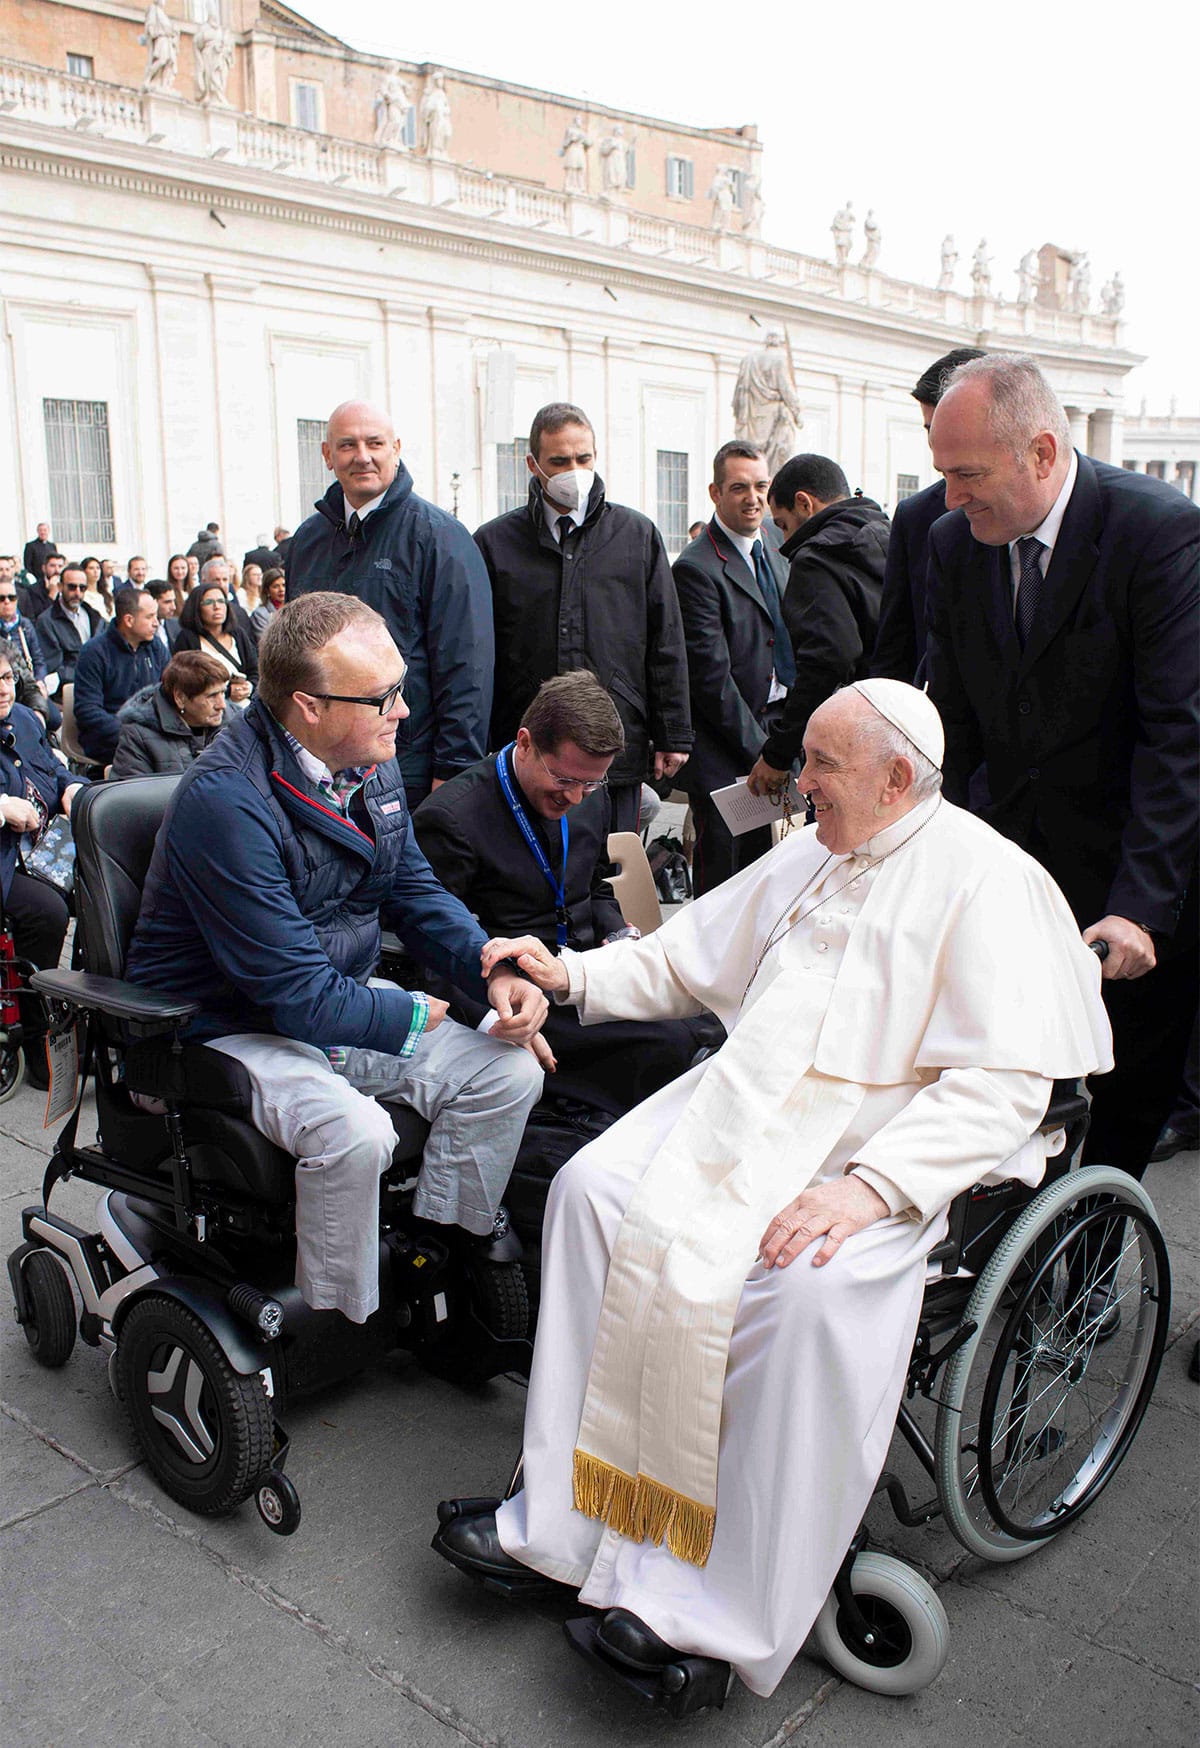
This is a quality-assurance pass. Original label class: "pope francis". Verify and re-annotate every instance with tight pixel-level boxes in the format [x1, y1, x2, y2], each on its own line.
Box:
[433, 680, 1113, 1701]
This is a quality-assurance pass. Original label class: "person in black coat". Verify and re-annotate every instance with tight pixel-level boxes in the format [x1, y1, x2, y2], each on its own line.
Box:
[22, 525, 57, 582]
[746, 455, 889, 792]
[173, 578, 258, 704]
[0, 645, 88, 1083]
[413, 672, 710, 1114]
[37, 563, 103, 693]
[110, 651, 228, 778]
[671, 441, 789, 895]
[926, 353, 1200, 1183]
[288, 402, 494, 808]
[475, 402, 692, 835]
[871, 347, 987, 683]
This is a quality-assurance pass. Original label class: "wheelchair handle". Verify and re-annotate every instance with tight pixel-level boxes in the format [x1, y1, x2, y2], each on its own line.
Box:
[1088, 938, 1109, 962]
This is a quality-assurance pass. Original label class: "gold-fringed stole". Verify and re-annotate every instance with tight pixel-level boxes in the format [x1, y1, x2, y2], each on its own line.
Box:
[572, 1449, 717, 1568]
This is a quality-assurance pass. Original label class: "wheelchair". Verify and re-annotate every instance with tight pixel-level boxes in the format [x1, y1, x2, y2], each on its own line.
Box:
[6, 777, 533, 1537]
[436, 1088, 1171, 1716]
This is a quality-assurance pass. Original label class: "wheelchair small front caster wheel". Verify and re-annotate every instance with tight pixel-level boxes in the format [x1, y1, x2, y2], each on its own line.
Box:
[255, 1469, 301, 1535]
[814, 1552, 948, 1695]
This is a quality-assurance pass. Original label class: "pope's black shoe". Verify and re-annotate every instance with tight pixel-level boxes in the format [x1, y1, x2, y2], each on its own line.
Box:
[431, 1505, 542, 1586]
[595, 1608, 681, 1672]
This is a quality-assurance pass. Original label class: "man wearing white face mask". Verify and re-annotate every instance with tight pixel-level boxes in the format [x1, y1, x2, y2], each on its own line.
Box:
[476, 402, 692, 833]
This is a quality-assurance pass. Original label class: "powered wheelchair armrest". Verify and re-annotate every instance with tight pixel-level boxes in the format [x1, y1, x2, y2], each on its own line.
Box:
[30, 969, 201, 1039]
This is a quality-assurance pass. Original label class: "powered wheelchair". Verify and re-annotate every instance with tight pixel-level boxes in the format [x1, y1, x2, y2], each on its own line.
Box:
[7, 777, 533, 1536]
[436, 1086, 1172, 1713]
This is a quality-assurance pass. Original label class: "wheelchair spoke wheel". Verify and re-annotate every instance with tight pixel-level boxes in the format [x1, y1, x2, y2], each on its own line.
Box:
[0, 1042, 25, 1103]
[115, 1294, 274, 1516]
[814, 1553, 949, 1695]
[935, 1166, 1169, 1561]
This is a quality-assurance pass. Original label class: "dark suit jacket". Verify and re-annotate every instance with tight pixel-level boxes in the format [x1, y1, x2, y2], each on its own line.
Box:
[871, 480, 947, 682]
[926, 454, 1199, 937]
[671, 519, 788, 796]
[412, 748, 624, 953]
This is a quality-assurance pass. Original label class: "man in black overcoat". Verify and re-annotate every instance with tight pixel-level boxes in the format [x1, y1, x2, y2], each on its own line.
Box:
[926, 353, 1199, 1181]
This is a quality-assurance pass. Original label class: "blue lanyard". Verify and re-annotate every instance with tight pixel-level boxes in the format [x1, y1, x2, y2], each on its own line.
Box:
[496, 743, 569, 948]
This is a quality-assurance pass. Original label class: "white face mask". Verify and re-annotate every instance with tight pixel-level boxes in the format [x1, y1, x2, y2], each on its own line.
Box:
[536, 462, 595, 515]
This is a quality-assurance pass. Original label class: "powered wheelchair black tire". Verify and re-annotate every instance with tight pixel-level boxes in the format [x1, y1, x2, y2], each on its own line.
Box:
[19, 1248, 76, 1368]
[813, 1552, 949, 1696]
[934, 1165, 1169, 1561]
[0, 1041, 25, 1104]
[115, 1294, 274, 1516]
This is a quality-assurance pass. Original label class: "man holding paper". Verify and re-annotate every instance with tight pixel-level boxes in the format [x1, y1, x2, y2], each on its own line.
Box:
[433, 679, 1111, 1703]
[672, 441, 793, 895]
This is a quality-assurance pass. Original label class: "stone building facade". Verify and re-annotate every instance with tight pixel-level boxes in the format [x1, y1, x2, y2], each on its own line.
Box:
[1, 0, 1139, 564]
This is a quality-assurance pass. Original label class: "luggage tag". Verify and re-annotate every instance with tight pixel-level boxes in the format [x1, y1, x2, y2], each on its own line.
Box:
[43, 1024, 79, 1127]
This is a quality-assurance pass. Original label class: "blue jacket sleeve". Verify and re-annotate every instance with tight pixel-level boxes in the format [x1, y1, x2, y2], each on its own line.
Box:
[167, 773, 429, 1053]
[419, 521, 495, 780]
[71, 643, 121, 763]
[382, 827, 490, 1004]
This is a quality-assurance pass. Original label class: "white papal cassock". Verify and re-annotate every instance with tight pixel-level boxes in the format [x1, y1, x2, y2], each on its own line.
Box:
[496, 795, 1112, 1697]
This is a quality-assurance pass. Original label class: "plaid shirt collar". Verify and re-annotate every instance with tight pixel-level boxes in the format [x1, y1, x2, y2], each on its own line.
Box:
[276, 719, 369, 816]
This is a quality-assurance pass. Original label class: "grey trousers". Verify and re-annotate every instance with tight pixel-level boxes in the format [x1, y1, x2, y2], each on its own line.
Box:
[208, 1020, 542, 1323]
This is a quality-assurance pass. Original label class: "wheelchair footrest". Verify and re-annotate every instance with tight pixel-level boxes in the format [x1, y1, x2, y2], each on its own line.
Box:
[563, 1616, 731, 1718]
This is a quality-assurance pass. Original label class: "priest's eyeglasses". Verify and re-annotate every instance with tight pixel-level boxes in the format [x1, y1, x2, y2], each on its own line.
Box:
[532, 744, 608, 794]
[311, 678, 406, 715]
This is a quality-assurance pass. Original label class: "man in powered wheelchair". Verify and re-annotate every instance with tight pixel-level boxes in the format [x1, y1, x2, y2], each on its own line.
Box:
[8, 592, 548, 1532]
[430, 680, 1171, 1711]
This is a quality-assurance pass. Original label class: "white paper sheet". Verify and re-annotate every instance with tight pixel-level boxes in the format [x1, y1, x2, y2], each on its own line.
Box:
[710, 776, 806, 837]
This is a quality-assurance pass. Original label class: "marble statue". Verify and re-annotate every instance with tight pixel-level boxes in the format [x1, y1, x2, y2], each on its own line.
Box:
[732, 331, 804, 478]
[559, 117, 592, 193]
[374, 67, 411, 148]
[860, 209, 881, 269]
[708, 166, 736, 231]
[971, 238, 992, 296]
[1069, 253, 1092, 313]
[597, 124, 628, 196]
[831, 200, 855, 266]
[937, 233, 957, 291]
[1100, 271, 1125, 318]
[194, 2, 234, 107]
[420, 72, 452, 157]
[1017, 248, 1039, 305]
[742, 172, 764, 238]
[140, 2, 179, 94]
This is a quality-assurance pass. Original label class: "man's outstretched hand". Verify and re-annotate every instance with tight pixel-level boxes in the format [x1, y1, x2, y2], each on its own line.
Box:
[485, 964, 549, 1046]
[482, 936, 570, 996]
[758, 1175, 889, 1270]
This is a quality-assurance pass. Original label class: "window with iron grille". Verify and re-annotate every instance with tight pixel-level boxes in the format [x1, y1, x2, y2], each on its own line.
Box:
[297, 419, 327, 513]
[43, 399, 115, 544]
[496, 439, 528, 514]
[895, 473, 920, 502]
[666, 155, 694, 199]
[656, 449, 689, 553]
[66, 53, 94, 79]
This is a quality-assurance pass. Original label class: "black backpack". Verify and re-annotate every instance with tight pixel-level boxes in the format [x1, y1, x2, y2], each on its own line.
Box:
[645, 833, 692, 905]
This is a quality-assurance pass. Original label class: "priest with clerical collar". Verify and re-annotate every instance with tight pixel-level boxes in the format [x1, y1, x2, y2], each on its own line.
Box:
[434, 680, 1112, 1704]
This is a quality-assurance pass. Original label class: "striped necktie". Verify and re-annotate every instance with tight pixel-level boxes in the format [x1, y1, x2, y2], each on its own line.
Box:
[347, 511, 362, 541]
[1014, 536, 1046, 648]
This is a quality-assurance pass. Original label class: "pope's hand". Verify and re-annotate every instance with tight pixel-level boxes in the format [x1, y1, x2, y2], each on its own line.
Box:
[481, 936, 569, 995]
[759, 1175, 889, 1270]
[747, 755, 789, 799]
[1083, 915, 1156, 980]
[486, 966, 549, 1044]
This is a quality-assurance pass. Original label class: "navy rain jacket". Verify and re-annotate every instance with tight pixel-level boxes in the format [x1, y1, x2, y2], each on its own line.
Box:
[125, 697, 491, 1048]
[286, 466, 494, 796]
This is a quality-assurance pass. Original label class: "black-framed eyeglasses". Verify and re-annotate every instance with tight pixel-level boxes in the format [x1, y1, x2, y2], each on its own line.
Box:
[311, 678, 406, 716]
[532, 744, 608, 794]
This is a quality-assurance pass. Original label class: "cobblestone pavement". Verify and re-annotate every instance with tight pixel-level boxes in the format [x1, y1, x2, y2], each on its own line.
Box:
[1, 1068, 1196, 1748]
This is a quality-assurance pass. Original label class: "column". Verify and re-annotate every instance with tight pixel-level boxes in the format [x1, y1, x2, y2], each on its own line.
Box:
[1087, 408, 1121, 465]
[207, 274, 267, 544]
[1065, 405, 1090, 453]
[149, 267, 222, 550]
[425, 307, 475, 519]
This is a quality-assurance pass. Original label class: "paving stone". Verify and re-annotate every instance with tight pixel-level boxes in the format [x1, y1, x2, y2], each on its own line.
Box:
[0, 1408, 94, 1525]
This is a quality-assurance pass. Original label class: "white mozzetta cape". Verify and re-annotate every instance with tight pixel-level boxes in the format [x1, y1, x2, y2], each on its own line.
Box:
[565, 798, 1112, 1087]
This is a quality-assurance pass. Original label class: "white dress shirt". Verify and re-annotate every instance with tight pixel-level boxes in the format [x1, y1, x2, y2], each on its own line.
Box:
[548, 498, 588, 542]
[1007, 448, 1078, 604]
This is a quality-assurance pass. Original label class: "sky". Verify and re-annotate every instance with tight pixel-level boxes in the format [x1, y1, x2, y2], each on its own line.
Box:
[300, 0, 1198, 414]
